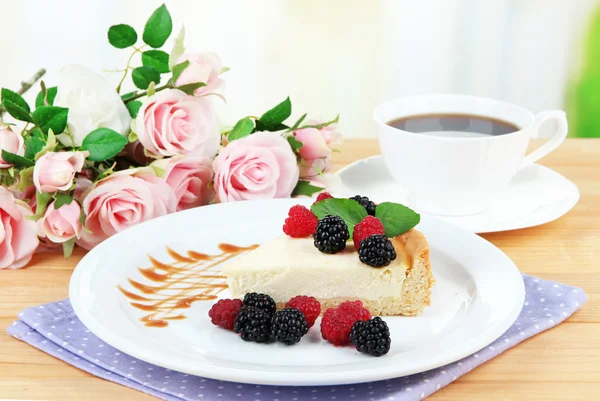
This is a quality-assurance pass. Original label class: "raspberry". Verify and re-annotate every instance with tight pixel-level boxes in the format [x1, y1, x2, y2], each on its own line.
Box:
[208, 299, 243, 330]
[286, 296, 321, 328]
[314, 192, 334, 204]
[358, 235, 397, 267]
[352, 216, 385, 249]
[283, 205, 318, 238]
[320, 300, 372, 346]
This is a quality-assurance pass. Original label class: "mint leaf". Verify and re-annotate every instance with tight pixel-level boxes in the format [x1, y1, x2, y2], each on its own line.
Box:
[177, 82, 206, 95]
[35, 86, 57, 108]
[375, 202, 420, 237]
[108, 24, 137, 48]
[311, 198, 367, 236]
[126, 100, 143, 118]
[228, 117, 254, 141]
[1, 150, 34, 168]
[292, 180, 323, 197]
[142, 50, 170, 73]
[258, 97, 292, 129]
[132, 66, 160, 90]
[143, 4, 172, 48]
[287, 135, 303, 152]
[1, 88, 32, 122]
[54, 193, 74, 209]
[171, 60, 190, 83]
[32, 106, 68, 135]
[24, 132, 45, 160]
[81, 128, 128, 161]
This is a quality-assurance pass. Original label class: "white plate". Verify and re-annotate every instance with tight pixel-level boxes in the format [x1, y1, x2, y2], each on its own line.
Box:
[70, 198, 524, 386]
[334, 156, 580, 233]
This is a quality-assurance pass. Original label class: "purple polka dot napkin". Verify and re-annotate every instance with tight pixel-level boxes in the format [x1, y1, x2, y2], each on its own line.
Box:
[7, 274, 586, 401]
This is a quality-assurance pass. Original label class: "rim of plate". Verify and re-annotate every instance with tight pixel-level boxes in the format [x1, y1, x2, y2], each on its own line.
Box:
[334, 155, 580, 234]
[69, 198, 525, 386]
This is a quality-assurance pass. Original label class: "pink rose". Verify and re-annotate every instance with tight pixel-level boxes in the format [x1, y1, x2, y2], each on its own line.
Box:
[294, 121, 341, 177]
[33, 151, 87, 193]
[0, 187, 38, 269]
[175, 52, 225, 96]
[0, 126, 24, 168]
[74, 177, 93, 201]
[78, 168, 177, 250]
[213, 131, 299, 202]
[136, 89, 219, 158]
[154, 154, 214, 211]
[36, 201, 83, 244]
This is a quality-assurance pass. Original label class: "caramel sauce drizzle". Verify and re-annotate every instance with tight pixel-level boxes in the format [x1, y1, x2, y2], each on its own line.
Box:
[117, 243, 258, 328]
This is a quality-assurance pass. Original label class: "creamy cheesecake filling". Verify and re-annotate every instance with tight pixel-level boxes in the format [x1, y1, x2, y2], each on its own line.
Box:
[222, 236, 409, 303]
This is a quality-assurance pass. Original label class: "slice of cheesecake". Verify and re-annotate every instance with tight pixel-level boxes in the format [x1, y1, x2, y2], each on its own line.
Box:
[222, 228, 433, 316]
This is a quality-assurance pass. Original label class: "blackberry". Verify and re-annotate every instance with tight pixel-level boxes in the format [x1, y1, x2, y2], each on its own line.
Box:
[271, 308, 309, 345]
[313, 215, 349, 254]
[350, 317, 391, 357]
[350, 195, 377, 216]
[358, 235, 397, 267]
[243, 292, 277, 315]
[233, 306, 272, 343]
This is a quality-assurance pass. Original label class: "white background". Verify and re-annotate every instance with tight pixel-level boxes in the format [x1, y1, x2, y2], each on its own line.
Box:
[0, 0, 597, 137]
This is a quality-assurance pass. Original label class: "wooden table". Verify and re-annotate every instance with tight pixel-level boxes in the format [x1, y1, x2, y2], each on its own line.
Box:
[1, 138, 598, 400]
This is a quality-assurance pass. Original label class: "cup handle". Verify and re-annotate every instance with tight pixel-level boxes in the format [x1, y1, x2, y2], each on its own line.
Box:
[519, 110, 568, 169]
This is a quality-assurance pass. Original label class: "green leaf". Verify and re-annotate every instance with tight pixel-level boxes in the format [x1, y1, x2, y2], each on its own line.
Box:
[126, 100, 143, 118]
[1, 88, 32, 122]
[121, 91, 136, 101]
[35, 128, 56, 161]
[176, 82, 206, 95]
[258, 97, 292, 129]
[287, 135, 303, 152]
[375, 202, 421, 237]
[128, 130, 138, 143]
[221, 66, 231, 74]
[311, 198, 368, 236]
[132, 66, 160, 90]
[292, 180, 323, 197]
[302, 115, 339, 129]
[171, 60, 190, 83]
[35, 191, 52, 218]
[81, 128, 128, 162]
[35, 86, 57, 108]
[32, 106, 68, 135]
[289, 113, 307, 131]
[108, 24, 137, 48]
[1, 150, 34, 167]
[142, 50, 170, 73]
[254, 120, 289, 133]
[228, 117, 254, 141]
[54, 193, 74, 209]
[169, 26, 186, 69]
[63, 237, 76, 258]
[24, 133, 45, 160]
[143, 4, 173, 48]
[17, 166, 34, 192]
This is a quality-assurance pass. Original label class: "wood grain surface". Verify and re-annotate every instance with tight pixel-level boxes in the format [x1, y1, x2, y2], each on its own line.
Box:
[0, 139, 598, 400]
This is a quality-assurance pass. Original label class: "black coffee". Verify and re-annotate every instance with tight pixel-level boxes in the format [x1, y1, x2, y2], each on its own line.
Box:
[387, 114, 519, 138]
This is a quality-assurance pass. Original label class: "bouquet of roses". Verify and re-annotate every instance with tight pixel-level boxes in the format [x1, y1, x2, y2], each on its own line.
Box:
[0, 4, 339, 269]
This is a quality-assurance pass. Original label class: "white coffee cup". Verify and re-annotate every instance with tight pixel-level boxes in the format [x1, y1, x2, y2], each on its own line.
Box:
[373, 94, 568, 216]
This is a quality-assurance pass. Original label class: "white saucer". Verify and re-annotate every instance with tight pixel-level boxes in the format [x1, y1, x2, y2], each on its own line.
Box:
[333, 156, 579, 233]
